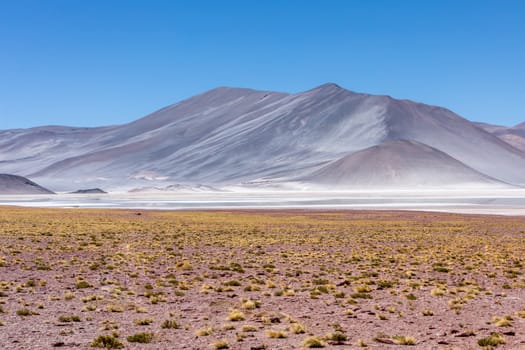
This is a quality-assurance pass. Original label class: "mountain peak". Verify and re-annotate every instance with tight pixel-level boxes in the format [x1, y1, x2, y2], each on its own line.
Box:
[310, 82, 346, 93]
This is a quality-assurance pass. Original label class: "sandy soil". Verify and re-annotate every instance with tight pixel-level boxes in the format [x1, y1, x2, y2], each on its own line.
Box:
[0, 208, 524, 349]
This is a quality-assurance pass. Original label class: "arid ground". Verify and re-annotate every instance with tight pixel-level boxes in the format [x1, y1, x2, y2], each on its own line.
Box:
[0, 207, 524, 349]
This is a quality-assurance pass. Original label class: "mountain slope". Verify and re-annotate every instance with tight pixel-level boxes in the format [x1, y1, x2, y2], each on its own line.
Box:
[1, 84, 525, 190]
[301, 140, 505, 188]
[475, 121, 525, 153]
[0, 174, 54, 194]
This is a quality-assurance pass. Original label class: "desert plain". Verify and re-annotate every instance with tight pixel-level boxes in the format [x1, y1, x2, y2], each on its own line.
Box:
[0, 206, 524, 349]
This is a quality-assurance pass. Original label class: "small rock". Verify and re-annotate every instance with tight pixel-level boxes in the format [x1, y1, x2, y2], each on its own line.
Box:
[270, 317, 280, 323]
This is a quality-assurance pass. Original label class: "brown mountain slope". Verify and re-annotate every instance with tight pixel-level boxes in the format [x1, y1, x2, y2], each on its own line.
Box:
[302, 140, 506, 188]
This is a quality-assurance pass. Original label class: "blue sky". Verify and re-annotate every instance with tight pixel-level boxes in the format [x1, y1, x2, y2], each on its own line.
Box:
[1, 0, 524, 129]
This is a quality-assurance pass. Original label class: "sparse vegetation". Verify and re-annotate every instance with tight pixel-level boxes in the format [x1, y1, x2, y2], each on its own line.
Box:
[161, 319, 179, 329]
[134, 318, 153, 325]
[242, 325, 258, 332]
[393, 335, 416, 345]
[196, 327, 213, 336]
[0, 208, 523, 349]
[16, 308, 37, 316]
[477, 333, 505, 347]
[265, 329, 287, 338]
[58, 315, 81, 322]
[289, 322, 306, 334]
[212, 340, 229, 349]
[302, 336, 326, 348]
[91, 334, 124, 349]
[126, 332, 153, 343]
[225, 309, 245, 322]
[325, 332, 348, 343]
[75, 281, 92, 289]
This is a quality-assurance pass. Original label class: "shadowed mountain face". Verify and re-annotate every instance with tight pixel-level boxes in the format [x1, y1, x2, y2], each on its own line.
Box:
[302, 140, 504, 188]
[0, 174, 54, 194]
[1, 84, 525, 190]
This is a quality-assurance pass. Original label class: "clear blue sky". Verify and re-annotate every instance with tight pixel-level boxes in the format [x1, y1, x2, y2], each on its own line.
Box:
[1, 0, 524, 129]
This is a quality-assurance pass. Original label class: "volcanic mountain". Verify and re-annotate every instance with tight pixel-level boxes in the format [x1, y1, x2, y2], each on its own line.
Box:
[0, 174, 54, 194]
[1, 83, 524, 191]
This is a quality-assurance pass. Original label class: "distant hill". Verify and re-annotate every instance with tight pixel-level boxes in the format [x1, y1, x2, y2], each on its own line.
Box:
[301, 140, 505, 188]
[475, 121, 525, 153]
[70, 188, 107, 194]
[1, 84, 525, 190]
[0, 174, 54, 194]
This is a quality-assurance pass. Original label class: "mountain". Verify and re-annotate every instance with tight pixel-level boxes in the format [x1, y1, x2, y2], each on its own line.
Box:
[301, 140, 505, 188]
[70, 188, 107, 194]
[1, 83, 525, 190]
[475, 122, 525, 153]
[0, 174, 54, 194]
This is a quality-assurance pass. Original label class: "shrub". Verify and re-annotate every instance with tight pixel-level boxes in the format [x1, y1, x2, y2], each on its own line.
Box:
[76, 281, 92, 289]
[58, 315, 81, 322]
[91, 335, 124, 349]
[161, 319, 179, 329]
[266, 329, 287, 338]
[289, 323, 306, 334]
[478, 333, 505, 347]
[224, 280, 241, 286]
[212, 340, 229, 349]
[134, 318, 153, 326]
[196, 328, 213, 336]
[126, 332, 153, 343]
[16, 308, 36, 316]
[225, 309, 245, 322]
[392, 335, 416, 345]
[302, 336, 325, 348]
[326, 332, 348, 342]
[241, 325, 258, 332]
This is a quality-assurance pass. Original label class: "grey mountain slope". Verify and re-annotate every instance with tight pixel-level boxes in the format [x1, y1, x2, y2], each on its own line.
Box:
[301, 140, 505, 188]
[473, 122, 508, 133]
[1, 84, 525, 190]
[474, 121, 525, 153]
[0, 174, 54, 194]
[0, 125, 117, 174]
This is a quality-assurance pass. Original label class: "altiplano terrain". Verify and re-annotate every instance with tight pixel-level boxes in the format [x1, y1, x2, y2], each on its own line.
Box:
[0, 207, 524, 349]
